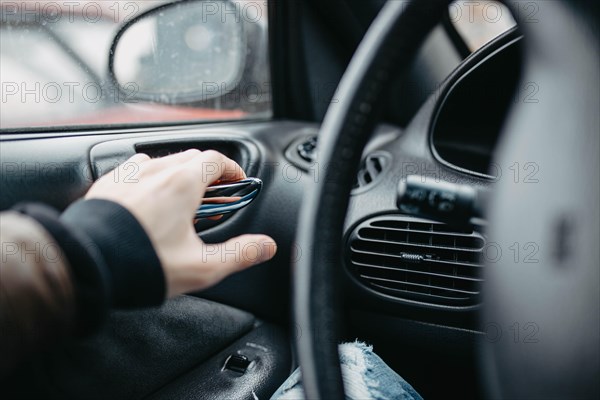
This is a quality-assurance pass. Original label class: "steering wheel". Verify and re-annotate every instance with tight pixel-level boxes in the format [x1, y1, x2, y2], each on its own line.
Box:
[293, 0, 599, 399]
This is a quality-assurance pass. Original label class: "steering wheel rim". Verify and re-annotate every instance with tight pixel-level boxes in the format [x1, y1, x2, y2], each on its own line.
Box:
[293, 1, 452, 398]
[293, 0, 599, 399]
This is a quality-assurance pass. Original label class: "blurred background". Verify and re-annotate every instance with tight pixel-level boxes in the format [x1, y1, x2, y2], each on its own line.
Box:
[0, 1, 513, 130]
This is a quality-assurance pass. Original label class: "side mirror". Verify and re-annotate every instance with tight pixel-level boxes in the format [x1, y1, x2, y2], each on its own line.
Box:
[108, 0, 246, 104]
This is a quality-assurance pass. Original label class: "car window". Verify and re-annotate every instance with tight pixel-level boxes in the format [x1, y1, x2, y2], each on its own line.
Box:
[449, 1, 517, 52]
[0, 0, 271, 131]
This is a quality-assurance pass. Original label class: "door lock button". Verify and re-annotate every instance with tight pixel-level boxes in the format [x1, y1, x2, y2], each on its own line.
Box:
[223, 354, 251, 373]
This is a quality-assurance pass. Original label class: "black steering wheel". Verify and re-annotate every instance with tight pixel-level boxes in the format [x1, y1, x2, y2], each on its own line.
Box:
[293, 0, 599, 399]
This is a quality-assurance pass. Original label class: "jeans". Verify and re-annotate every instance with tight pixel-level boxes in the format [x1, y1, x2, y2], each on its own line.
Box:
[270, 342, 423, 400]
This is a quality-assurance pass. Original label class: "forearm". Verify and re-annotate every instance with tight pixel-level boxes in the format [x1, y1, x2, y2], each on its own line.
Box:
[0, 200, 165, 376]
[0, 212, 77, 376]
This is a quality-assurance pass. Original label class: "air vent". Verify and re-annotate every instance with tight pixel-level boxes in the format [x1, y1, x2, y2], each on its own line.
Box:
[347, 215, 485, 307]
[353, 152, 392, 192]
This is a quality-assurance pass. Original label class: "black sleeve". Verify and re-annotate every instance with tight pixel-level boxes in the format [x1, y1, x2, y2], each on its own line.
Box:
[14, 200, 165, 335]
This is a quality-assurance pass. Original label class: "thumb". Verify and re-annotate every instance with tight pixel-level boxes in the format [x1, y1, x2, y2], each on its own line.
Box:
[202, 234, 277, 278]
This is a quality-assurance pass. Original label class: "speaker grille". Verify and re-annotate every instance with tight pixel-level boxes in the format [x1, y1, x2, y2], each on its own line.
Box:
[347, 215, 485, 306]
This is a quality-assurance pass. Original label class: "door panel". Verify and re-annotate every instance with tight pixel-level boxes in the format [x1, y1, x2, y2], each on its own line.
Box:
[1, 121, 313, 320]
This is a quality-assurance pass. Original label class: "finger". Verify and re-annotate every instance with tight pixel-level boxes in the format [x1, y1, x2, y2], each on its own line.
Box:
[144, 149, 203, 171]
[108, 153, 150, 176]
[193, 216, 224, 223]
[166, 235, 277, 297]
[202, 234, 277, 279]
[108, 153, 151, 181]
[186, 150, 246, 191]
[201, 197, 242, 204]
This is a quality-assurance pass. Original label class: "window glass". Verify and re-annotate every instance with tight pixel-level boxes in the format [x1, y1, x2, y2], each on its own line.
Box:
[0, 1, 271, 130]
[449, 1, 517, 52]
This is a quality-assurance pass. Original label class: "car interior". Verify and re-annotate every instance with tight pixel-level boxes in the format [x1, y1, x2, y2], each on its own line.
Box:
[1, 0, 598, 399]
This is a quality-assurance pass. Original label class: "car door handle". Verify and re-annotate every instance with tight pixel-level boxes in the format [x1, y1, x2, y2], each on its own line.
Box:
[196, 178, 263, 219]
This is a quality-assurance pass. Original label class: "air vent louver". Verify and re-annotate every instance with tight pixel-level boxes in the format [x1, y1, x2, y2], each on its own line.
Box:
[353, 152, 391, 191]
[347, 215, 485, 306]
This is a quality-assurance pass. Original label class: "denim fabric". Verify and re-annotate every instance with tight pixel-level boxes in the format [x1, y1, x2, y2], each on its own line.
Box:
[270, 341, 423, 400]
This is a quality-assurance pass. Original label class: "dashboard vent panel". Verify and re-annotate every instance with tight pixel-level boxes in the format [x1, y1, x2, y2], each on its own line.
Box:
[347, 215, 485, 306]
[353, 152, 392, 191]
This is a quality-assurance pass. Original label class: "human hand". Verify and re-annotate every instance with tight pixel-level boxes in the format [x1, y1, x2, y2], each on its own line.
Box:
[85, 150, 277, 297]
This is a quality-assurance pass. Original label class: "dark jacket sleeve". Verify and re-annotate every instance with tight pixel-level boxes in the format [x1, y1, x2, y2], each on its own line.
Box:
[0, 200, 165, 377]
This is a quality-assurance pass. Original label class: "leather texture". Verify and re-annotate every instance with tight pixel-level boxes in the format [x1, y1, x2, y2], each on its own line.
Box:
[149, 323, 292, 400]
[8, 296, 256, 399]
[293, 1, 450, 398]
